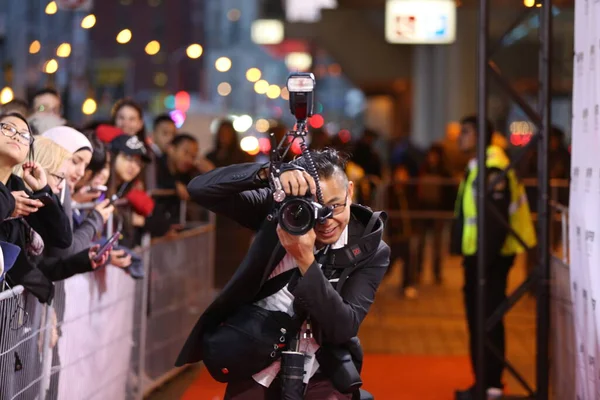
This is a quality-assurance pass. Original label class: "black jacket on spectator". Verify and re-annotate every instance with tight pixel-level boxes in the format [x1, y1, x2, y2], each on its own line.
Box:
[176, 162, 390, 367]
[1, 175, 74, 303]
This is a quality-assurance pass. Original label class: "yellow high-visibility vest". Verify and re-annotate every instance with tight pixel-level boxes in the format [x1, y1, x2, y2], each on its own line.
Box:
[457, 145, 537, 256]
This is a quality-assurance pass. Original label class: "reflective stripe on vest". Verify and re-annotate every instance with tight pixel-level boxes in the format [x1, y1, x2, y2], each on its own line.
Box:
[459, 146, 537, 256]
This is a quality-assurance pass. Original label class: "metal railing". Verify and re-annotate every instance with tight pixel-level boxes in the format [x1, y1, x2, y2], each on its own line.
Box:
[0, 213, 216, 399]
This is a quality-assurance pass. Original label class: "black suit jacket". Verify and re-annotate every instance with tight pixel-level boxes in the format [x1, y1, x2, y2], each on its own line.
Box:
[175, 162, 390, 366]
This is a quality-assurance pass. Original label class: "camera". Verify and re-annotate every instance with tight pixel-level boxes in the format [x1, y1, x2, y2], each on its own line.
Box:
[274, 73, 333, 236]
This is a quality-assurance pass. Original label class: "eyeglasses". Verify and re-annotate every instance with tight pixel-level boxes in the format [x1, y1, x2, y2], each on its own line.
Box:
[0, 123, 33, 146]
[50, 173, 65, 185]
[328, 194, 348, 215]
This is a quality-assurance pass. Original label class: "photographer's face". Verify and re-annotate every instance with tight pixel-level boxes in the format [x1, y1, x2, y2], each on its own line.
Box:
[315, 175, 354, 246]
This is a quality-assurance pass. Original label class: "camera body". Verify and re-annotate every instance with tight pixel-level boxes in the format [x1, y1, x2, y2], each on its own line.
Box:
[274, 73, 333, 236]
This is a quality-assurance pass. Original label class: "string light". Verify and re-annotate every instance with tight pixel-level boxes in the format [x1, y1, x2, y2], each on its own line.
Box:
[44, 59, 59, 74]
[186, 44, 203, 59]
[145, 40, 161, 55]
[254, 80, 269, 94]
[82, 98, 97, 115]
[29, 40, 41, 54]
[246, 68, 261, 82]
[56, 43, 71, 58]
[45, 1, 57, 15]
[81, 14, 96, 29]
[0, 87, 14, 105]
[217, 82, 232, 97]
[116, 29, 132, 44]
[215, 57, 232, 72]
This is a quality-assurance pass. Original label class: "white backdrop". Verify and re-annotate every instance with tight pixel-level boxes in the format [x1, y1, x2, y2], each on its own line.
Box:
[569, 0, 600, 397]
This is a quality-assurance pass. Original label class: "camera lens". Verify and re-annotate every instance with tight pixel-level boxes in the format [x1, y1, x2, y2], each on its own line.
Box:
[280, 198, 314, 235]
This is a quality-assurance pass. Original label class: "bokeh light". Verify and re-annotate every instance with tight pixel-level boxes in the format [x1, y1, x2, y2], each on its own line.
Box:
[56, 43, 71, 58]
[145, 40, 161, 55]
[82, 98, 97, 115]
[266, 85, 281, 99]
[246, 68, 261, 82]
[233, 115, 253, 133]
[215, 57, 232, 72]
[240, 136, 259, 153]
[29, 40, 41, 54]
[254, 80, 269, 94]
[116, 29, 132, 44]
[81, 14, 96, 29]
[186, 44, 203, 59]
[44, 59, 59, 74]
[255, 119, 270, 133]
[45, 1, 57, 15]
[218, 82, 232, 96]
[0, 87, 14, 105]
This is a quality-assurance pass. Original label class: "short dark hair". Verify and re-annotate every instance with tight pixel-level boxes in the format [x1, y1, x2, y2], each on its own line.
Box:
[153, 114, 174, 130]
[31, 88, 60, 103]
[171, 133, 197, 147]
[292, 148, 349, 184]
[460, 115, 494, 143]
[82, 130, 107, 174]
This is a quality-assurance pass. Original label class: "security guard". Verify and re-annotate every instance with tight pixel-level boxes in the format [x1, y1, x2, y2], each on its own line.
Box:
[452, 116, 536, 400]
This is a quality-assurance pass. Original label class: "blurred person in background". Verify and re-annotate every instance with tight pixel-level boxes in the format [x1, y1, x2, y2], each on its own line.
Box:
[107, 134, 170, 251]
[111, 98, 147, 146]
[150, 114, 177, 158]
[414, 144, 453, 285]
[1, 99, 30, 117]
[154, 133, 200, 226]
[351, 128, 382, 179]
[30, 88, 62, 117]
[28, 111, 66, 136]
[389, 136, 422, 177]
[207, 119, 254, 166]
[146, 114, 177, 190]
[386, 163, 418, 298]
[451, 115, 536, 400]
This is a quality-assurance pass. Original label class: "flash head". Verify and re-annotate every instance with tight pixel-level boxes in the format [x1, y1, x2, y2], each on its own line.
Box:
[287, 73, 316, 122]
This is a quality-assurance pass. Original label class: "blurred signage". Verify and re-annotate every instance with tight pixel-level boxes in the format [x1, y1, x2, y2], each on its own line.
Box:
[251, 19, 284, 45]
[57, 0, 93, 11]
[385, 0, 456, 44]
[285, 0, 337, 23]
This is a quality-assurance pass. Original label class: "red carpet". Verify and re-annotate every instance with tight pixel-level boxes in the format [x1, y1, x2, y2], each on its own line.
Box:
[181, 354, 474, 400]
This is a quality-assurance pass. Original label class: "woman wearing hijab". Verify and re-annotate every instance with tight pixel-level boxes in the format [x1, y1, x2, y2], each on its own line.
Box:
[42, 126, 114, 257]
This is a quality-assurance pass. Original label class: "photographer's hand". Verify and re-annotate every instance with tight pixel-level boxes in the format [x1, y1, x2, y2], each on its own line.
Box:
[279, 169, 317, 197]
[277, 224, 316, 274]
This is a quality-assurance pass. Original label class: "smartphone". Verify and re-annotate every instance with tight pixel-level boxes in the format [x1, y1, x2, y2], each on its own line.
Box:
[30, 192, 54, 206]
[88, 185, 108, 194]
[93, 231, 121, 263]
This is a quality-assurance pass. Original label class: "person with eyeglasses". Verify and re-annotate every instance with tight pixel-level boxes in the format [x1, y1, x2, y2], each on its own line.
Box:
[0, 112, 78, 303]
[176, 148, 390, 400]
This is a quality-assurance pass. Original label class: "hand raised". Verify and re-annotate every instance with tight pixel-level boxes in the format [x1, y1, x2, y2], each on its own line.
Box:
[22, 162, 48, 192]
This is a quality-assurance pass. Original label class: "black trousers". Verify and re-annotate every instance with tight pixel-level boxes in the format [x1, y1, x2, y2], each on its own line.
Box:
[462, 255, 515, 389]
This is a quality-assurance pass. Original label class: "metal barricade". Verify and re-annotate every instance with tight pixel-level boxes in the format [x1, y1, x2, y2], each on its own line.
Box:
[141, 224, 217, 395]
[0, 216, 216, 399]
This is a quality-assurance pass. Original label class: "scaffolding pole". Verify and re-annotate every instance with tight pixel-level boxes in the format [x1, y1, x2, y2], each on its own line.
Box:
[475, 0, 552, 398]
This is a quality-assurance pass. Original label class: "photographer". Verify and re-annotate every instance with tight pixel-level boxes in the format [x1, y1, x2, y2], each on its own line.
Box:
[176, 148, 390, 399]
